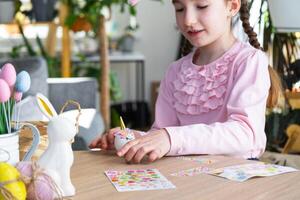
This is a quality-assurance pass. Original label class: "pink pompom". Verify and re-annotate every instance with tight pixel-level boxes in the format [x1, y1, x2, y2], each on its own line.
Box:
[17, 161, 55, 200]
[0, 63, 16, 87]
[0, 79, 11, 102]
[14, 91, 23, 102]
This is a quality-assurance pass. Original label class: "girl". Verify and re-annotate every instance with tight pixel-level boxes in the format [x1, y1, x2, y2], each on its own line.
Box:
[89, 0, 282, 163]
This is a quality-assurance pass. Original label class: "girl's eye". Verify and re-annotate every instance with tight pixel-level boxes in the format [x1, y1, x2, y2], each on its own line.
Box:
[197, 5, 208, 9]
[175, 8, 184, 12]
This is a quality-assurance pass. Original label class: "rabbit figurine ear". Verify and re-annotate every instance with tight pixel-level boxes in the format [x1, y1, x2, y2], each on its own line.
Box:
[35, 93, 58, 119]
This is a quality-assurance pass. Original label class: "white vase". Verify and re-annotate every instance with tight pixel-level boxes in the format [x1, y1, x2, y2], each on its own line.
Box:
[0, 123, 40, 165]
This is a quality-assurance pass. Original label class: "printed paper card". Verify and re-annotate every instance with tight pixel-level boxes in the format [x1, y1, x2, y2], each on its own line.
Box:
[176, 156, 216, 165]
[105, 169, 176, 192]
[170, 166, 211, 177]
[209, 163, 298, 182]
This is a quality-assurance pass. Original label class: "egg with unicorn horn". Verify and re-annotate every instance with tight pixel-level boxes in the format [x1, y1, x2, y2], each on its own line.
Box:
[0, 79, 11, 103]
[0, 63, 16, 88]
[15, 71, 31, 93]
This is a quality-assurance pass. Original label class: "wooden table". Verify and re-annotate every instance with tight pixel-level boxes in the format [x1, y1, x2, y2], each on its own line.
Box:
[71, 151, 300, 200]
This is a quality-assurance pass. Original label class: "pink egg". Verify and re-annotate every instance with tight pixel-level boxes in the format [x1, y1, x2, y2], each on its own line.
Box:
[17, 161, 55, 200]
[0, 79, 11, 102]
[14, 91, 23, 102]
[0, 63, 16, 87]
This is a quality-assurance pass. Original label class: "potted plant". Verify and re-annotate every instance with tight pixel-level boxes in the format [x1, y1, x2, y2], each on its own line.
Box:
[118, 17, 139, 52]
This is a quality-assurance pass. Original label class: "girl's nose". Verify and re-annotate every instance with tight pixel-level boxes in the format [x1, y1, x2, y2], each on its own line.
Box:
[184, 9, 197, 27]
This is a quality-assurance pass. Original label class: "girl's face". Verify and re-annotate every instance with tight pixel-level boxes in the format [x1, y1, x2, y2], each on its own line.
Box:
[173, 0, 234, 47]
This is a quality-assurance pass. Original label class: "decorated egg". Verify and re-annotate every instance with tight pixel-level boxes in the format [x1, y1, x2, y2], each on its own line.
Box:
[114, 130, 135, 151]
[14, 91, 23, 102]
[16, 161, 55, 200]
[15, 71, 31, 93]
[0, 162, 26, 200]
[0, 79, 11, 103]
[0, 63, 16, 87]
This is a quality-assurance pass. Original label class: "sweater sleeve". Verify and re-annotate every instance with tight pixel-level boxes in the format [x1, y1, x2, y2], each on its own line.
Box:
[151, 63, 180, 130]
[165, 51, 270, 158]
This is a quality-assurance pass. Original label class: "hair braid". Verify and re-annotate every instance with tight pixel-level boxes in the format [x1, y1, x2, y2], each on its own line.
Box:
[239, 0, 283, 108]
[239, 0, 261, 50]
[181, 37, 193, 57]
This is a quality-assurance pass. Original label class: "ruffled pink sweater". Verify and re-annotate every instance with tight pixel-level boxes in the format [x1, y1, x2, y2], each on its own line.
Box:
[151, 40, 270, 159]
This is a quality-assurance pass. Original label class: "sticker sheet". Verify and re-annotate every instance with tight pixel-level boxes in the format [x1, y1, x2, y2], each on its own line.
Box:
[170, 166, 211, 177]
[176, 156, 217, 165]
[105, 169, 176, 192]
[209, 163, 298, 182]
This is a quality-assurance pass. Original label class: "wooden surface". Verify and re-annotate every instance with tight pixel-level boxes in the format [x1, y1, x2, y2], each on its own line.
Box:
[71, 151, 300, 200]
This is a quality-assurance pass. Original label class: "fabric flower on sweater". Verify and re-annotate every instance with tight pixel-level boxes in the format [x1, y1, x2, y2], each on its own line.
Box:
[172, 53, 235, 115]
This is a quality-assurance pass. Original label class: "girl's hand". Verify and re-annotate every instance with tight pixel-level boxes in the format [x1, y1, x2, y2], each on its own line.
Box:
[117, 129, 171, 164]
[89, 128, 142, 150]
[89, 127, 121, 150]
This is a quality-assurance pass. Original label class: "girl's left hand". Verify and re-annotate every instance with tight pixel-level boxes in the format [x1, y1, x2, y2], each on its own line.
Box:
[117, 129, 171, 164]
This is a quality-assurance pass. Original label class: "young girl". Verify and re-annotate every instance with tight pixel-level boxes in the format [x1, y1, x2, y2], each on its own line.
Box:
[89, 0, 282, 163]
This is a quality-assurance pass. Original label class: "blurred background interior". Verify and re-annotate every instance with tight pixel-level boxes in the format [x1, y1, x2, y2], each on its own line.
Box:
[0, 0, 300, 165]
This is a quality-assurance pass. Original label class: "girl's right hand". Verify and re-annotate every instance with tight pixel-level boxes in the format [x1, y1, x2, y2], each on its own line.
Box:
[89, 127, 121, 150]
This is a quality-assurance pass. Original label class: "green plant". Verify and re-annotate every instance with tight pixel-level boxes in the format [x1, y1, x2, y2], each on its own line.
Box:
[62, 0, 138, 34]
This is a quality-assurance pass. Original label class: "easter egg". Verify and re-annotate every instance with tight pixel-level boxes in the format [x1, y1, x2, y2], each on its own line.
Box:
[0, 162, 26, 200]
[14, 91, 23, 102]
[0, 79, 11, 103]
[16, 162, 54, 200]
[15, 71, 31, 93]
[0, 63, 16, 87]
[114, 131, 135, 151]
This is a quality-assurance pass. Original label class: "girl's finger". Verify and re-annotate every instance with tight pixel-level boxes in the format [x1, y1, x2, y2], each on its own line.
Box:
[124, 142, 145, 163]
[132, 143, 152, 163]
[148, 151, 159, 162]
[108, 127, 121, 144]
[117, 139, 139, 157]
[100, 134, 108, 149]
[89, 135, 102, 148]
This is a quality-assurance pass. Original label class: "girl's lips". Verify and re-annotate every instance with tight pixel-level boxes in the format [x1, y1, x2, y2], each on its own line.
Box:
[187, 30, 204, 37]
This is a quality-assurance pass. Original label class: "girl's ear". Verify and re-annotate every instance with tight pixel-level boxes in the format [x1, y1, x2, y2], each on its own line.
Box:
[227, 0, 241, 17]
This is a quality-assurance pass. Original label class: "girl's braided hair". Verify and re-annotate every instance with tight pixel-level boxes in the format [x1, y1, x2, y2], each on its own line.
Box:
[180, 0, 283, 108]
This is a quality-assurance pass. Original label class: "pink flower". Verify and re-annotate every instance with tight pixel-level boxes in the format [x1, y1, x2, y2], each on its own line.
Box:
[128, 0, 140, 6]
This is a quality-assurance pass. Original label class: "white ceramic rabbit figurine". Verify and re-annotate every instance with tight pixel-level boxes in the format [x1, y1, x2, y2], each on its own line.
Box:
[38, 115, 77, 197]
[36, 97, 81, 197]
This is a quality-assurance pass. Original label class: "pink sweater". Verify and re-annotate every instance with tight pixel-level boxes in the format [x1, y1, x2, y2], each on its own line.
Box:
[151, 40, 270, 159]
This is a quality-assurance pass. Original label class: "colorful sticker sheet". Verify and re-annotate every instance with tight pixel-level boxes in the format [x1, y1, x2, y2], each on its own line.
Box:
[176, 156, 217, 165]
[170, 166, 211, 177]
[105, 169, 176, 192]
[209, 163, 299, 182]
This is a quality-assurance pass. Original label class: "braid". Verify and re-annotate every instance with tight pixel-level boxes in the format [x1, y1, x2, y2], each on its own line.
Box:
[239, 0, 261, 50]
[239, 0, 283, 108]
[181, 37, 193, 57]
